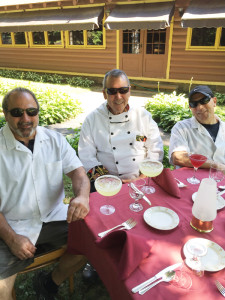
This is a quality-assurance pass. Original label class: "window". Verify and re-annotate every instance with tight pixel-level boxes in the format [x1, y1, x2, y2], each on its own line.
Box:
[0, 32, 28, 47]
[65, 24, 105, 48]
[123, 30, 140, 54]
[146, 29, 166, 54]
[29, 31, 64, 47]
[186, 27, 225, 51]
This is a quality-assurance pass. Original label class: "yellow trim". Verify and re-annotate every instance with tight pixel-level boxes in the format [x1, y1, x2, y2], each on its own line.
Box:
[116, 30, 120, 69]
[28, 31, 64, 48]
[166, 16, 174, 79]
[0, 32, 28, 47]
[114, 0, 174, 4]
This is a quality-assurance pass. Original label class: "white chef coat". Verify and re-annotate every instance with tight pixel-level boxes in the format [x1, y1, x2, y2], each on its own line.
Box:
[78, 102, 163, 180]
[169, 116, 225, 164]
[0, 124, 82, 244]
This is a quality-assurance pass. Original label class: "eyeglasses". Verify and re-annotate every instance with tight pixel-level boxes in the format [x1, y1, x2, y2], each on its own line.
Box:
[189, 96, 211, 108]
[106, 87, 130, 95]
[8, 107, 39, 117]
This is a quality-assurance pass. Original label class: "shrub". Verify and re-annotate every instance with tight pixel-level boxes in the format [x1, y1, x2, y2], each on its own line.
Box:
[215, 92, 225, 105]
[66, 129, 81, 154]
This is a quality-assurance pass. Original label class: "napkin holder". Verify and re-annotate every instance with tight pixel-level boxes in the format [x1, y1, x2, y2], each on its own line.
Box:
[190, 178, 217, 233]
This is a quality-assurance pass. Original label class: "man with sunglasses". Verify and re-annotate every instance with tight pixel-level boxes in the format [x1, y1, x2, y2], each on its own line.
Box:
[78, 69, 163, 191]
[169, 85, 225, 168]
[0, 87, 90, 299]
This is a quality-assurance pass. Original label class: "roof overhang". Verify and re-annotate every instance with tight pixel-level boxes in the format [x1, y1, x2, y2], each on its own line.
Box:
[104, 2, 175, 30]
[0, 6, 104, 32]
[0, 0, 58, 6]
[181, 0, 225, 28]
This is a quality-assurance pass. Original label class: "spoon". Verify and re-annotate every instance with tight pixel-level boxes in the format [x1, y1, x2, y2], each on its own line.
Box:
[175, 178, 187, 188]
[139, 270, 175, 295]
[218, 185, 225, 190]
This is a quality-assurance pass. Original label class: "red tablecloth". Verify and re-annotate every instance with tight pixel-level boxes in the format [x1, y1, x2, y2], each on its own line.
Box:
[68, 168, 225, 300]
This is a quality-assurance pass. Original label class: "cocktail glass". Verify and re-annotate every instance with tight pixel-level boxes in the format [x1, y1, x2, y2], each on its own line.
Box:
[129, 179, 145, 212]
[139, 159, 163, 194]
[94, 175, 122, 215]
[209, 161, 225, 193]
[185, 240, 207, 277]
[187, 154, 207, 185]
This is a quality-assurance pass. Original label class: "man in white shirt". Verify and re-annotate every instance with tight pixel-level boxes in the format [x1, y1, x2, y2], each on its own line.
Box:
[0, 87, 90, 300]
[78, 69, 164, 190]
[169, 85, 225, 168]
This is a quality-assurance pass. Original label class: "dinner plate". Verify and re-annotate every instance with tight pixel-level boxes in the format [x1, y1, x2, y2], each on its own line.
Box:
[183, 238, 225, 272]
[143, 206, 179, 230]
[192, 192, 225, 210]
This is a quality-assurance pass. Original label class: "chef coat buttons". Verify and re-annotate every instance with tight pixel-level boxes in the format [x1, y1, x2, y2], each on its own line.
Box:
[130, 143, 133, 146]
[127, 131, 130, 134]
[109, 117, 112, 120]
[125, 115, 128, 118]
[116, 161, 118, 164]
[133, 158, 135, 161]
[113, 147, 116, 150]
[111, 132, 114, 135]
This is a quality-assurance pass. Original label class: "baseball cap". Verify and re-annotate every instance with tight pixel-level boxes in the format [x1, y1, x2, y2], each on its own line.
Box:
[189, 85, 214, 101]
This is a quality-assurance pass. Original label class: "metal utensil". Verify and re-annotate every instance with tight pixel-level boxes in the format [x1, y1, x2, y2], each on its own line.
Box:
[175, 178, 187, 188]
[139, 270, 175, 295]
[130, 182, 151, 205]
[98, 218, 137, 238]
[215, 280, 225, 297]
[219, 185, 225, 190]
[132, 262, 182, 293]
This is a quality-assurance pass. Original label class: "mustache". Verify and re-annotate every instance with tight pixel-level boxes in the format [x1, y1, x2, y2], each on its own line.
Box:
[18, 122, 33, 126]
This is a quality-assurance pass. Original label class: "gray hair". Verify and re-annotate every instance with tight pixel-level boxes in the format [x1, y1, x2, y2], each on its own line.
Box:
[102, 69, 130, 89]
[2, 87, 39, 112]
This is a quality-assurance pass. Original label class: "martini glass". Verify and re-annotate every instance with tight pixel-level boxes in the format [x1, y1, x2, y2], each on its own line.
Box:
[129, 179, 145, 212]
[139, 159, 163, 194]
[187, 153, 207, 184]
[94, 175, 122, 215]
[209, 161, 225, 193]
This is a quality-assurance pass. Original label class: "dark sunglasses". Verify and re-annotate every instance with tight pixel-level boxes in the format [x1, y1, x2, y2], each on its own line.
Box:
[189, 96, 211, 108]
[106, 87, 130, 95]
[8, 107, 39, 117]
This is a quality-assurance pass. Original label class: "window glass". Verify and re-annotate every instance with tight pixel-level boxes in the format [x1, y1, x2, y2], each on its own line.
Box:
[146, 29, 166, 54]
[2, 32, 12, 44]
[191, 28, 216, 46]
[14, 32, 26, 44]
[220, 28, 225, 46]
[69, 31, 84, 45]
[87, 25, 103, 45]
[47, 31, 62, 45]
[32, 32, 45, 45]
[122, 30, 140, 54]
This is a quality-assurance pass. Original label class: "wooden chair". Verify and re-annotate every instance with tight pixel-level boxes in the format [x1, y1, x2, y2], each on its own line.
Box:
[12, 245, 87, 299]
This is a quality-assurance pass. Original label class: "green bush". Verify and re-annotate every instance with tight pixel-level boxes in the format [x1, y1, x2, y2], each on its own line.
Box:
[215, 92, 225, 105]
[163, 145, 174, 169]
[65, 76, 95, 88]
[145, 92, 192, 132]
[66, 129, 81, 154]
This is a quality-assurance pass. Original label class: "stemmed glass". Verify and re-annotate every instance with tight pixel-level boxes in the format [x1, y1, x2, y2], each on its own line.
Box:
[209, 161, 225, 193]
[139, 159, 163, 194]
[185, 240, 207, 277]
[129, 179, 145, 212]
[94, 175, 122, 215]
[187, 153, 207, 184]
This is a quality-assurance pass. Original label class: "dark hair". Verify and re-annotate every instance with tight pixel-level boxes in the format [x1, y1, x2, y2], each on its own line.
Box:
[102, 69, 130, 89]
[2, 87, 39, 112]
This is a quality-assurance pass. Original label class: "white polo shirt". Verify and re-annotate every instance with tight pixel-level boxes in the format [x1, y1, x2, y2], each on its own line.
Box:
[0, 124, 82, 244]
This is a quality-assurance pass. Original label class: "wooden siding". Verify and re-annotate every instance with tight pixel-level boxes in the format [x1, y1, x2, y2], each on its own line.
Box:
[169, 9, 225, 82]
[0, 30, 117, 75]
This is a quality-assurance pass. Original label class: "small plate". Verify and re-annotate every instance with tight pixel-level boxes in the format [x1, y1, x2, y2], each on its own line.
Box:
[192, 192, 225, 210]
[143, 206, 179, 230]
[183, 238, 225, 272]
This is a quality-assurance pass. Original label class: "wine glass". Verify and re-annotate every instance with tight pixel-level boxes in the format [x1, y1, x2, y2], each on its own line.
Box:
[94, 175, 122, 215]
[129, 179, 145, 212]
[187, 153, 207, 184]
[185, 240, 207, 277]
[209, 161, 225, 193]
[139, 159, 163, 194]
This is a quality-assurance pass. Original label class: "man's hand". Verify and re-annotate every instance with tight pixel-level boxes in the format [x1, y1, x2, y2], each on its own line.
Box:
[122, 173, 147, 184]
[8, 234, 36, 260]
[67, 196, 90, 223]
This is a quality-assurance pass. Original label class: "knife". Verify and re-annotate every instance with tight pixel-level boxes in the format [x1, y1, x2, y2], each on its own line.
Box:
[131, 262, 182, 294]
[130, 182, 151, 205]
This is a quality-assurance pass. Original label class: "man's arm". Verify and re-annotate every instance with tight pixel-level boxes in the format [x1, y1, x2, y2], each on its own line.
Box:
[0, 213, 36, 260]
[66, 166, 90, 223]
[172, 151, 212, 169]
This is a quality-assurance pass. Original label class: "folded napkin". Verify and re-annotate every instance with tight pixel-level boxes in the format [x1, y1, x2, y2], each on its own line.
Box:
[152, 168, 181, 198]
[96, 230, 152, 280]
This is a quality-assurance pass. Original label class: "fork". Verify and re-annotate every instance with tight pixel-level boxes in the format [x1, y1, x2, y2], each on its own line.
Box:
[215, 280, 225, 297]
[98, 218, 137, 238]
[174, 178, 187, 188]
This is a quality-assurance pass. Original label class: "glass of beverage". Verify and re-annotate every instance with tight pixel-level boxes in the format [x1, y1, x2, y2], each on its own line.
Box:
[139, 159, 163, 194]
[209, 161, 225, 192]
[185, 240, 207, 277]
[187, 153, 207, 184]
[129, 179, 145, 212]
[94, 175, 122, 215]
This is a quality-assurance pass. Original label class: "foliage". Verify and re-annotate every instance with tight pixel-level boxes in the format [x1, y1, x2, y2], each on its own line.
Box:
[66, 128, 81, 154]
[0, 69, 95, 88]
[163, 146, 174, 170]
[145, 92, 192, 133]
[215, 92, 225, 105]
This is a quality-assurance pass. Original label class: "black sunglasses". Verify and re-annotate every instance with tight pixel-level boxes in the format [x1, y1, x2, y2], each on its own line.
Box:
[106, 87, 130, 95]
[8, 107, 39, 117]
[189, 96, 211, 108]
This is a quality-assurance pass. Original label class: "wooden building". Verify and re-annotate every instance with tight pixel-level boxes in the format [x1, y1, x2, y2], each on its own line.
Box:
[0, 0, 225, 91]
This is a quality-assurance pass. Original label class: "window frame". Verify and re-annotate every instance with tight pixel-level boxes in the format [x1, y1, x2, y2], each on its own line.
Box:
[28, 31, 64, 48]
[0, 32, 28, 47]
[186, 27, 225, 51]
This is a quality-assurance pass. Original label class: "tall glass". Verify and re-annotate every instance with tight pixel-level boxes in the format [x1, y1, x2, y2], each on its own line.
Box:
[187, 154, 207, 184]
[129, 179, 145, 212]
[209, 161, 225, 193]
[94, 175, 122, 215]
[139, 159, 163, 194]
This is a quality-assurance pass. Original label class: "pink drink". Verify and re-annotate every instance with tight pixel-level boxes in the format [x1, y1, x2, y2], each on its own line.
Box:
[190, 154, 207, 168]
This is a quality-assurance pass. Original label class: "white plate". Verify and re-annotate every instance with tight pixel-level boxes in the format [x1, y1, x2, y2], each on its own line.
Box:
[192, 192, 225, 210]
[143, 206, 179, 230]
[183, 238, 225, 272]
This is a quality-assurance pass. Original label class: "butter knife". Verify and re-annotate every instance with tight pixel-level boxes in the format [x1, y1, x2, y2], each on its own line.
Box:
[130, 182, 151, 205]
[131, 262, 182, 293]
